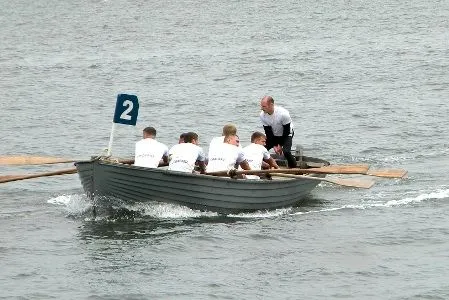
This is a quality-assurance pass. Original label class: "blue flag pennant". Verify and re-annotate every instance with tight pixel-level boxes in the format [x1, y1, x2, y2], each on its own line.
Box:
[113, 94, 139, 126]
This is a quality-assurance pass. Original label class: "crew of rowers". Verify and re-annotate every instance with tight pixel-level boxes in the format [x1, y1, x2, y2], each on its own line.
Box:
[134, 124, 280, 179]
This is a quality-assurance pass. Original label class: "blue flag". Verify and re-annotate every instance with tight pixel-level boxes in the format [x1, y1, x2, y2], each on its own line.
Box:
[113, 94, 139, 126]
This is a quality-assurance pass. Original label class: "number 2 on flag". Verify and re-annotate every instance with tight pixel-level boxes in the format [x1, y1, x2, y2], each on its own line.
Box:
[113, 94, 139, 126]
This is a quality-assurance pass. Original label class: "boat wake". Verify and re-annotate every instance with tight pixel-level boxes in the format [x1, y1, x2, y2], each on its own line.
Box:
[47, 187, 449, 221]
[293, 187, 449, 215]
[382, 188, 449, 207]
[47, 194, 294, 220]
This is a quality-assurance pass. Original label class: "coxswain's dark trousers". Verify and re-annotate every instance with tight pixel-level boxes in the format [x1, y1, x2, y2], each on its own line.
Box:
[265, 135, 296, 168]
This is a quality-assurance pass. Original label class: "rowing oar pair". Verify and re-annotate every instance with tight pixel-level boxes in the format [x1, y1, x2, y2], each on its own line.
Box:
[0, 155, 408, 178]
[206, 165, 408, 189]
[206, 164, 408, 178]
[0, 156, 134, 184]
[0, 155, 407, 187]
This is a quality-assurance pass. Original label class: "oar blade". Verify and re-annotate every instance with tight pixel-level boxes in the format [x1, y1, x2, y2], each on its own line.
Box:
[271, 173, 375, 189]
[326, 177, 375, 189]
[311, 164, 370, 174]
[366, 169, 408, 178]
[0, 156, 75, 165]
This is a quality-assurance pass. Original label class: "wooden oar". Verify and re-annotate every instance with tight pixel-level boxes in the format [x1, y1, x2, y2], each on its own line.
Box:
[0, 155, 135, 166]
[206, 164, 371, 177]
[208, 165, 408, 179]
[315, 164, 407, 178]
[316, 164, 370, 173]
[0, 156, 79, 165]
[0, 167, 78, 184]
[366, 168, 408, 178]
[272, 173, 375, 189]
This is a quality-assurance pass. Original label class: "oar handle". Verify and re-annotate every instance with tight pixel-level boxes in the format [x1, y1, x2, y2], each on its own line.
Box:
[0, 168, 77, 183]
[272, 173, 375, 189]
[207, 164, 370, 177]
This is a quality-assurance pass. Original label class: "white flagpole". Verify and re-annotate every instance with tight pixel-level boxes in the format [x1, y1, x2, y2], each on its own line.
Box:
[106, 123, 116, 156]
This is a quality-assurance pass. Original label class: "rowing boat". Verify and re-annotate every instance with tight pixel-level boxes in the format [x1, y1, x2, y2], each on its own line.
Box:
[75, 155, 329, 214]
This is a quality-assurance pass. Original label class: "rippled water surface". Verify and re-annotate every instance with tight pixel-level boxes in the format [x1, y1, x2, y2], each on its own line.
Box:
[1, 0, 449, 299]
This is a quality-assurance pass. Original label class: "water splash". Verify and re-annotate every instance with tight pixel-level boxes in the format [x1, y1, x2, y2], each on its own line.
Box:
[293, 188, 449, 215]
[47, 187, 449, 220]
[133, 202, 219, 219]
[47, 194, 92, 215]
[132, 203, 293, 219]
[228, 208, 292, 219]
[47, 194, 296, 220]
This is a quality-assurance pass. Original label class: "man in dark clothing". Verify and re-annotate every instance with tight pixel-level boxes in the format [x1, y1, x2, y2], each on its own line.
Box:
[259, 96, 297, 168]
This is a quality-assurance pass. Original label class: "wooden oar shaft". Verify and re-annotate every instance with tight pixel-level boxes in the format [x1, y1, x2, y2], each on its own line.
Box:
[0, 155, 135, 166]
[0, 167, 77, 183]
[272, 173, 375, 189]
[207, 164, 370, 177]
[0, 156, 77, 165]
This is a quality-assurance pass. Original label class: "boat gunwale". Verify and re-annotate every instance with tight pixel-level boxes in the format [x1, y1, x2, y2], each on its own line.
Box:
[75, 159, 325, 184]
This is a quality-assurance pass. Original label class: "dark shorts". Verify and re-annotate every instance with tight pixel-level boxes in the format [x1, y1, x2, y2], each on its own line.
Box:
[265, 133, 296, 168]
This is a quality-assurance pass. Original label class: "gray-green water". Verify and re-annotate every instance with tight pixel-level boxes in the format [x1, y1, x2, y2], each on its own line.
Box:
[1, 0, 449, 299]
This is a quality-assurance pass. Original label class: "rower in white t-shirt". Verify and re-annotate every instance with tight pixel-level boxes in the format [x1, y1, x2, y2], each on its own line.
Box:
[210, 135, 242, 148]
[209, 135, 225, 148]
[209, 124, 237, 149]
[168, 132, 206, 173]
[134, 126, 169, 168]
[208, 124, 241, 157]
[206, 134, 250, 174]
[242, 131, 280, 179]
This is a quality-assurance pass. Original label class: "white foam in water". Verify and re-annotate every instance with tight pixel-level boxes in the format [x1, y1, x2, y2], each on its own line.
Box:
[381, 154, 415, 163]
[47, 195, 292, 220]
[228, 208, 292, 218]
[384, 188, 449, 207]
[47, 188, 449, 219]
[132, 202, 219, 219]
[127, 203, 292, 219]
[47, 194, 92, 215]
[47, 194, 72, 206]
[293, 207, 344, 215]
[293, 188, 449, 215]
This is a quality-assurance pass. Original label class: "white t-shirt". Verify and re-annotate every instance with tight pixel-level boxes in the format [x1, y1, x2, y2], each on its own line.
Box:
[259, 105, 294, 136]
[209, 136, 225, 148]
[206, 143, 246, 173]
[168, 143, 206, 173]
[208, 136, 242, 159]
[240, 143, 271, 180]
[243, 143, 271, 171]
[134, 138, 169, 168]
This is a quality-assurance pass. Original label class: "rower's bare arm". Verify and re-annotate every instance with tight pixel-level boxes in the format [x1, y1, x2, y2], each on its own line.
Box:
[240, 160, 251, 170]
[266, 157, 279, 169]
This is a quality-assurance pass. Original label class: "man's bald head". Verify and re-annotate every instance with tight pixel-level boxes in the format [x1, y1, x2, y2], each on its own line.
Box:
[260, 96, 275, 114]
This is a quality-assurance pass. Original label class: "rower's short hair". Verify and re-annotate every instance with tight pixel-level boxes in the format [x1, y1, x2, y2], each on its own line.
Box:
[251, 131, 266, 143]
[184, 132, 198, 143]
[222, 124, 237, 136]
[143, 126, 157, 136]
[224, 134, 238, 144]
